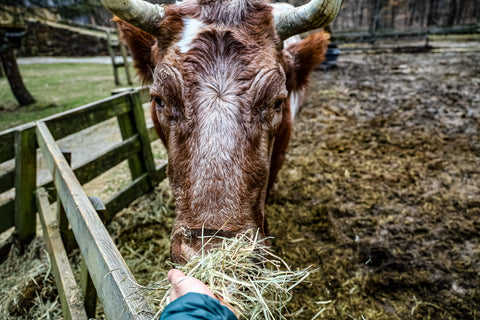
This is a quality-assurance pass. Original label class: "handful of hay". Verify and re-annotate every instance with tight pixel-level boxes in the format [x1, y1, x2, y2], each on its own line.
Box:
[144, 230, 315, 319]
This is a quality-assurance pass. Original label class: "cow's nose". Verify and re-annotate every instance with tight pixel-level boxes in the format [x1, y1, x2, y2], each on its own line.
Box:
[171, 228, 242, 264]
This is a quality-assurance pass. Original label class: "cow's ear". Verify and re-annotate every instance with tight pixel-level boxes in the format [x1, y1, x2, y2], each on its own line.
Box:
[285, 31, 330, 90]
[114, 17, 156, 84]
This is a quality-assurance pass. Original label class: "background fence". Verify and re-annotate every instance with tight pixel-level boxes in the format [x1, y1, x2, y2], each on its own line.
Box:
[326, 0, 479, 33]
[0, 87, 164, 319]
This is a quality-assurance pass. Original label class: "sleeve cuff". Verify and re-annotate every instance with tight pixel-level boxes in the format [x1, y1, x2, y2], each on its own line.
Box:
[159, 292, 237, 320]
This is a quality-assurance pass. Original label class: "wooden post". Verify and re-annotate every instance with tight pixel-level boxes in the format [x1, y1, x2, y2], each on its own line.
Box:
[36, 187, 89, 320]
[36, 121, 153, 320]
[106, 30, 120, 85]
[80, 257, 97, 318]
[107, 28, 132, 86]
[14, 125, 37, 242]
[81, 196, 105, 318]
[57, 149, 71, 246]
[114, 89, 148, 181]
[120, 42, 133, 85]
[0, 59, 4, 78]
[129, 91, 157, 182]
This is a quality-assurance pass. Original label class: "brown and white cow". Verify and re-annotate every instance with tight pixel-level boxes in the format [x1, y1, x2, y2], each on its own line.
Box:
[101, 0, 342, 263]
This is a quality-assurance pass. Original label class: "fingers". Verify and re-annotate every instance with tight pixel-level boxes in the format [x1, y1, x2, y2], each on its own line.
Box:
[166, 269, 237, 315]
[167, 269, 215, 302]
[168, 269, 186, 285]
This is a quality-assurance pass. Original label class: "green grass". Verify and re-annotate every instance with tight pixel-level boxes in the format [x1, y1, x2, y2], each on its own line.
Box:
[0, 62, 140, 131]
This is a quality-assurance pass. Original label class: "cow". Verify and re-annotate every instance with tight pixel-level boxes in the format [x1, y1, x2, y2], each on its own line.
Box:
[100, 0, 342, 264]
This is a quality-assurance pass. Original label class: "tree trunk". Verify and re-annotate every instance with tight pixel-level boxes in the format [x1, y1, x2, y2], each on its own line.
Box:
[427, 0, 437, 26]
[390, 0, 396, 29]
[456, 0, 466, 24]
[448, 0, 458, 26]
[370, 0, 382, 33]
[0, 30, 35, 106]
[358, 0, 364, 29]
[409, 1, 417, 26]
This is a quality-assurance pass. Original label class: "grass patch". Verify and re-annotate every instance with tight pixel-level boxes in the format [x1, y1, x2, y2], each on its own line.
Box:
[0, 62, 139, 131]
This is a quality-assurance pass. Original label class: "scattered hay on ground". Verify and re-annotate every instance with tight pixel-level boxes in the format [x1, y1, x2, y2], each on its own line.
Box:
[0, 237, 61, 320]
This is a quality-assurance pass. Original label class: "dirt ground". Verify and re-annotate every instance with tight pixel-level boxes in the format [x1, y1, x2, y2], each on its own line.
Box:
[111, 49, 480, 319]
[1, 49, 479, 319]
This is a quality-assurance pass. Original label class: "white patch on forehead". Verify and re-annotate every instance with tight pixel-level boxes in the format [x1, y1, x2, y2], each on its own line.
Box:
[177, 18, 205, 53]
[190, 94, 243, 210]
[195, 98, 240, 164]
[289, 90, 301, 121]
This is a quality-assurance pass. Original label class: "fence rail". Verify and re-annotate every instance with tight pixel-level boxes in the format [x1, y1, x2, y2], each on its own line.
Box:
[0, 86, 165, 319]
[332, 24, 480, 44]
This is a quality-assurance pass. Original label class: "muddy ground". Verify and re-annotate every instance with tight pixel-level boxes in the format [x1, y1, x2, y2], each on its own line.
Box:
[1, 49, 479, 319]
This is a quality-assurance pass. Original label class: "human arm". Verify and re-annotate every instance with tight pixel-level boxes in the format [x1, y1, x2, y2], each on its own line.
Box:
[159, 269, 237, 320]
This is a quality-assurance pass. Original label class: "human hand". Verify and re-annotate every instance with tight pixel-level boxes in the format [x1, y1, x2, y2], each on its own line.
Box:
[167, 269, 235, 314]
[167, 269, 216, 302]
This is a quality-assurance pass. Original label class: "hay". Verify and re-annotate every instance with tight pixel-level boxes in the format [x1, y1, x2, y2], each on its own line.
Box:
[0, 237, 60, 319]
[142, 230, 316, 320]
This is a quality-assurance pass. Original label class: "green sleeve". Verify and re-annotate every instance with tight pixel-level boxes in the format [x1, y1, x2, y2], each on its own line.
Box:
[159, 292, 237, 320]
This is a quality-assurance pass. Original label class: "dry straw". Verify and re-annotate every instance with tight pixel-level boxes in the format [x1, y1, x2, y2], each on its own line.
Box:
[143, 230, 316, 320]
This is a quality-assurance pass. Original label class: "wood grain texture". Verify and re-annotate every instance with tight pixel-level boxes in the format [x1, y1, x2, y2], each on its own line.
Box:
[36, 121, 153, 320]
[14, 126, 37, 242]
[36, 187, 89, 320]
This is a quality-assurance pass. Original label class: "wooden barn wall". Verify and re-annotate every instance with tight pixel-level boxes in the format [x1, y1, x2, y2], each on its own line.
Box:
[276, 0, 480, 32]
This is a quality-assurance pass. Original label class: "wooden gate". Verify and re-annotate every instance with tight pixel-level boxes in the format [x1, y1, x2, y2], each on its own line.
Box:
[0, 87, 166, 319]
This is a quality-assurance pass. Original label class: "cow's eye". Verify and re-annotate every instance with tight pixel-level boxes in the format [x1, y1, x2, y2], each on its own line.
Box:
[152, 96, 164, 111]
[273, 98, 285, 113]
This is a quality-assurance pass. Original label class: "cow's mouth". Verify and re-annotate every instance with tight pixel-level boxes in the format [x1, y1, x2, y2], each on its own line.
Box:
[170, 226, 267, 264]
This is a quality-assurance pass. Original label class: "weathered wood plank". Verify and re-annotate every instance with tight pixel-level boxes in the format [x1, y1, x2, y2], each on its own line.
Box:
[147, 125, 157, 143]
[82, 197, 103, 318]
[81, 256, 97, 318]
[61, 197, 107, 253]
[74, 135, 141, 185]
[36, 121, 153, 320]
[129, 92, 157, 182]
[0, 122, 36, 176]
[103, 163, 167, 223]
[156, 163, 167, 184]
[106, 30, 120, 86]
[89, 197, 106, 214]
[57, 150, 72, 247]
[136, 86, 150, 101]
[0, 130, 14, 163]
[103, 173, 151, 223]
[117, 111, 146, 180]
[36, 187, 89, 320]
[0, 169, 14, 194]
[0, 199, 14, 234]
[43, 94, 131, 141]
[14, 126, 37, 242]
[39, 135, 141, 204]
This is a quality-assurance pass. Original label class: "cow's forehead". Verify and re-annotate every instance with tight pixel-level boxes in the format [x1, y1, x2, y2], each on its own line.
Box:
[151, 0, 286, 105]
[180, 0, 273, 27]
[155, 0, 279, 58]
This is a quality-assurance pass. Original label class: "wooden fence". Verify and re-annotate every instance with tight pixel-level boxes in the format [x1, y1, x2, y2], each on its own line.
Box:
[332, 23, 480, 45]
[0, 87, 166, 319]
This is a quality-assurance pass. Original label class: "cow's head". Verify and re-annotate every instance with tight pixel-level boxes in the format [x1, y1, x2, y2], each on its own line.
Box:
[102, 0, 341, 263]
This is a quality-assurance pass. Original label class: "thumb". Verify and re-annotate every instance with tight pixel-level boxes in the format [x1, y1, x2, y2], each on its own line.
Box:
[168, 269, 186, 285]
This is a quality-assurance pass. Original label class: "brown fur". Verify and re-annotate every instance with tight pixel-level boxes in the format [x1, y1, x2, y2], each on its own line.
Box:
[113, 17, 157, 84]
[286, 31, 330, 91]
[116, 0, 329, 263]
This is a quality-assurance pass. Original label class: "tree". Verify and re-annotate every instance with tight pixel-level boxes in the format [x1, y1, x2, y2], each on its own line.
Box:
[0, 6, 35, 106]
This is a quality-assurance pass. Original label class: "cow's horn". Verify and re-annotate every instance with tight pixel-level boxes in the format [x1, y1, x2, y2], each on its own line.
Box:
[274, 0, 343, 40]
[100, 0, 165, 36]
